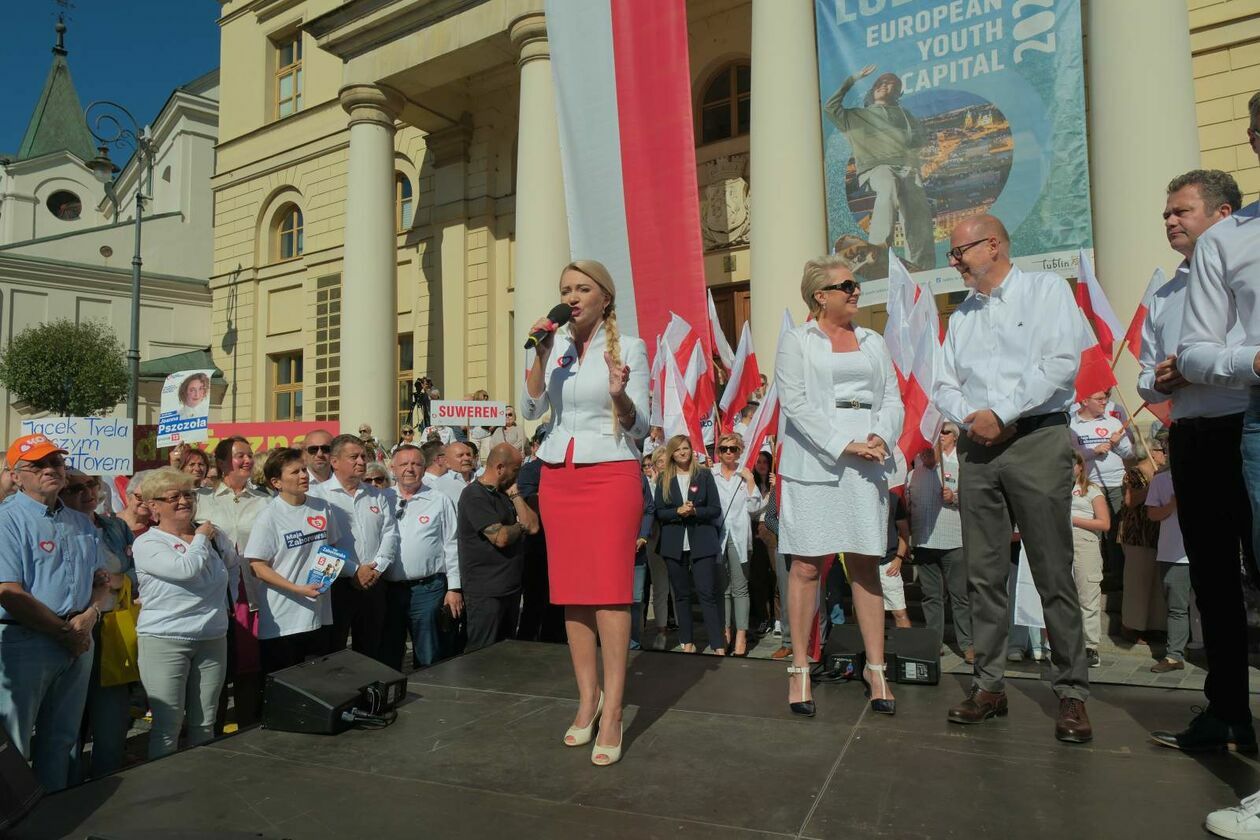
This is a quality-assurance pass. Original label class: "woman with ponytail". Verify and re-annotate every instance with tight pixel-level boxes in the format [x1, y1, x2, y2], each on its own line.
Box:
[521, 260, 650, 767]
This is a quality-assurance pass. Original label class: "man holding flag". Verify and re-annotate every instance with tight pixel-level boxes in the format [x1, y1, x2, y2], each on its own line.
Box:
[933, 214, 1093, 743]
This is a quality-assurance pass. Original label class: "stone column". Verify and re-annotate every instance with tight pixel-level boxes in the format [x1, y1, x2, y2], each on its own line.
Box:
[1086, 1, 1199, 403]
[510, 13, 570, 391]
[749, 0, 827, 371]
[339, 84, 404, 438]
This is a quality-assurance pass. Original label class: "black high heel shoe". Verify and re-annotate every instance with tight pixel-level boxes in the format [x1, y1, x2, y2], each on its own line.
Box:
[787, 665, 816, 717]
[862, 662, 896, 715]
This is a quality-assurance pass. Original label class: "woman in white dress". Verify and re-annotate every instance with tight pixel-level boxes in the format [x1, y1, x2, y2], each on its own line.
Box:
[775, 256, 903, 717]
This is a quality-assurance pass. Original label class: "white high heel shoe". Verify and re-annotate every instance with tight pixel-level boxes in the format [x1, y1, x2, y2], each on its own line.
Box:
[564, 692, 604, 746]
[592, 721, 623, 766]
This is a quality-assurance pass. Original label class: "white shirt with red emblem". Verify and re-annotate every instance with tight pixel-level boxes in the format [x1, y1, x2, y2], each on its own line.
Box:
[132, 529, 242, 640]
[308, 475, 399, 577]
[243, 495, 342, 640]
[907, 449, 962, 550]
[383, 484, 460, 586]
[1069, 412, 1133, 491]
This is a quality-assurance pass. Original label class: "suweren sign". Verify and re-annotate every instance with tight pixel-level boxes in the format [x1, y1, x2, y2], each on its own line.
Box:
[428, 400, 507, 427]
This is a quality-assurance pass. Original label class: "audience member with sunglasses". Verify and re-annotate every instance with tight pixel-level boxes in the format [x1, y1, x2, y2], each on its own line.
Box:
[710, 433, 766, 657]
[302, 429, 334, 486]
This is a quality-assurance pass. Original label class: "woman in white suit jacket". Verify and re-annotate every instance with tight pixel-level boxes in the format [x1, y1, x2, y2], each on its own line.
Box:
[521, 260, 649, 767]
[775, 256, 904, 718]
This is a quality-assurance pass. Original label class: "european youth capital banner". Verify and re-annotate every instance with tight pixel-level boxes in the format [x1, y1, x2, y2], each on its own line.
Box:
[815, 0, 1093, 303]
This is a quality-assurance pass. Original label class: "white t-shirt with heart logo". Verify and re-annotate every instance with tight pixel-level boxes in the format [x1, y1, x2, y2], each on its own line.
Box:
[243, 495, 342, 640]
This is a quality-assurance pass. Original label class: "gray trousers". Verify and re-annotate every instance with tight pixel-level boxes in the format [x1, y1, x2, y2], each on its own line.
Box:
[916, 546, 972, 649]
[958, 423, 1089, 700]
[137, 634, 227, 759]
[1161, 563, 1192, 661]
[722, 537, 751, 632]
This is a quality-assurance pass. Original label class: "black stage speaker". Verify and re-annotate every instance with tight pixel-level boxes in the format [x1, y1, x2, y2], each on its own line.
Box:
[0, 725, 40, 833]
[263, 649, 407, 735]
[822, 625, 941, 685]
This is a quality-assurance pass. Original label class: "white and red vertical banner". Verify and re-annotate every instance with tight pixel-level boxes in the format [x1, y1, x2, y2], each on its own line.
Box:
[547, 0, 710, 364]
[883, 254, 942, 475]
[719, 321, 760, 430]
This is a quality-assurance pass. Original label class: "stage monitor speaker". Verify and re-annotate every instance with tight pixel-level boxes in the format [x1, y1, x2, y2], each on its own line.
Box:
[0, 725, 40, 833]
[263, 649, 407, 735]
[821, 625, 941, 685]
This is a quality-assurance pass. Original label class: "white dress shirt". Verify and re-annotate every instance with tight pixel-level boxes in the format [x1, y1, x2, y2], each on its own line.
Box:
[934, 266, 1083, 427]
[132, 529, 241, 640]
[1179, 200, 1260, 390]
[194, 483, 270, 608]
[906, 449, 962, 550]
[384, 484, 460, 586]
[520, 322, 650, 464]
[711, 467, 766, 564]
[428, 470, 469, 509]
[308, 475, 400, 576]
[775, 322, 903, 483]
[1069, 411, 1133, 490]
[1137, 262, 1249, 420]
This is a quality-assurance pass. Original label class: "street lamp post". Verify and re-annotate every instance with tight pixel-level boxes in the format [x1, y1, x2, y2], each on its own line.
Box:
[86, 101, 153, 421]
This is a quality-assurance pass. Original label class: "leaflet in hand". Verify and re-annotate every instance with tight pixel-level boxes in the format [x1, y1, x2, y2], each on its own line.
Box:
[305, 546, 347, 595]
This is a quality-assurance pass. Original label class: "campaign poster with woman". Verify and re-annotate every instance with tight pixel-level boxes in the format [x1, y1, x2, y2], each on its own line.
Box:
[157, 369, 215, 447]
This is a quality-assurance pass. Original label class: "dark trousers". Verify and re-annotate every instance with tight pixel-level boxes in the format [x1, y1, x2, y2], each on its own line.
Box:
[330, 577, 388, 666]
[958, 423, 1089, 700]
[749, 528, 776, 629]
[382, 575, 449, 672]
[1170, 416, 1255, 724]
[665, 552, 725, 651]
[464, 593, 521, 653]
[259, 627, 329, 676]
[517, 538, 565, 643]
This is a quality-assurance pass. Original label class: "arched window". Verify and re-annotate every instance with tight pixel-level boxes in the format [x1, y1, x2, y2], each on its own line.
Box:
[697, 62, 751, 146]
[396, 173, 413, 231]
[275, 204, 303, 261]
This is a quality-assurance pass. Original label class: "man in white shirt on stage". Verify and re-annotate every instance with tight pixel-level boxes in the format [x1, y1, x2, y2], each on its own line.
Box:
[932, 214, 1092, 744]
[302, 429, 334, 486]
[1174, 94, 1260, 840]
[381, 444, 461, 671]
[309, 434, 400, 666]
[431, 441, 475, 508]
[1133, 169, 1255, 757]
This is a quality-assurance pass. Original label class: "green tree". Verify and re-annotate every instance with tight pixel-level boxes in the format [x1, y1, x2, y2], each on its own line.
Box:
[0, 319, 129, 416]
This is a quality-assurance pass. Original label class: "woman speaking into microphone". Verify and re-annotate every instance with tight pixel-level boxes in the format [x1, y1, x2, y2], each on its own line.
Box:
[521, 260, 649, 767]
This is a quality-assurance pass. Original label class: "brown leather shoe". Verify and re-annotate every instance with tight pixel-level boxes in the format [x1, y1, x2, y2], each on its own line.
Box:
[948, 687, 1008, 724]
[1151, 658, 1184, 673]
[1055, 697, 1093, 743]
[964, 647, 975, 665]
[770, 646, 793, 660]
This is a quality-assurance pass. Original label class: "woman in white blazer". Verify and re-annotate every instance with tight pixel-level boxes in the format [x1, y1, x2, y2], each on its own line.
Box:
[776, 256, 904, 718]
[521, 259, 650, 767]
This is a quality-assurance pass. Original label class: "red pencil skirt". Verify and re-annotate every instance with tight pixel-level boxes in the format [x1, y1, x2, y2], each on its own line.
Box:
[539, 445, 642, 605]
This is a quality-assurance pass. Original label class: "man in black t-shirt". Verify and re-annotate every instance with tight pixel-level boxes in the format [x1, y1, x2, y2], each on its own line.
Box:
[457, 443, 539, 651]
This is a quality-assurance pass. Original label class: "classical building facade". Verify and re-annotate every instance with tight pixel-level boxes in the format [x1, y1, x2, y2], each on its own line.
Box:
[0, 21, 219, 439]
[210, 0, 1260, 441]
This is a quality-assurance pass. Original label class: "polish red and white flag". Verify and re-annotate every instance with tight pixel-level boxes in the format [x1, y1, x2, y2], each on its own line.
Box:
[718, 322, 760, 432]
[661, 334, 706, 455]
[708, 289, 735, 374]
[1122, 267, 1168, 361]
[883, 254, 942, 475]
[1073, 250, 1120, 399]
[547, 0, 710, 368]
[739, 310, 795, 471]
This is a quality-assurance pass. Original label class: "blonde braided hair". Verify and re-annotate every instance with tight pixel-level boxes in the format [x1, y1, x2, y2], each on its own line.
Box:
[562, 259, 624, 432]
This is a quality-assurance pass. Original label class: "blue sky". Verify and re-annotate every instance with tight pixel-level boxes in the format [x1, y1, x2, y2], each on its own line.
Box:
[0, 1, 221, 155]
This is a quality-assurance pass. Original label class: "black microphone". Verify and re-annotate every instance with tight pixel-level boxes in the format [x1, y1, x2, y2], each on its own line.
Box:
[524, 303, 573, 350]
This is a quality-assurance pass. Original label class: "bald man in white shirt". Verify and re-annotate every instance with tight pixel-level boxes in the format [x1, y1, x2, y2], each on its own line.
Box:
[932, 214, 1091, 744]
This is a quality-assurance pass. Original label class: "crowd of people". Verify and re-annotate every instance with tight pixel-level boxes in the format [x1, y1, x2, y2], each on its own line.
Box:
[0, 93, 1257, 839]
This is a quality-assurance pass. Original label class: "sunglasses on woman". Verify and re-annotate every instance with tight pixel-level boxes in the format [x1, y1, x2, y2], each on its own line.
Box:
[717, 445, 741, 454]
[365, 476, 388, 486]
[819, 279, 858, 295]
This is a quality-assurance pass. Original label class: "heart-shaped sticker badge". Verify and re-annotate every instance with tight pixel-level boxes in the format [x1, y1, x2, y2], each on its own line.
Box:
[307, 515, 326, 531]
[558, 355, 576, 368]
[369, 505, 380, 515]
[173, 543, 187, 554]
[1094, 427, 1109, 438]
[690, 485, 699, 493]
[38, 540, 55, 553]
[418, 514, 431, 525]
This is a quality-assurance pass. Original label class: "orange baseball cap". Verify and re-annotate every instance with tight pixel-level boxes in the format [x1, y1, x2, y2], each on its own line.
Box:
[6, 434, 68, 469]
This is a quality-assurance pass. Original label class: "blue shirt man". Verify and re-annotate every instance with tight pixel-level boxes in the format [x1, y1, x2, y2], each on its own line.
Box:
[0, 433, 105, 792]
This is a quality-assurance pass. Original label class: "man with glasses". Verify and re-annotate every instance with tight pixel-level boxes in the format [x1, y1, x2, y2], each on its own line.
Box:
[0, 434, 111, 791]
[381, 444, 461, 670]
[933, 214, 1093, 743]
[1130, 170, 1252, 756]
[309, 434, 400, 665]
[302, 429, 334, 485]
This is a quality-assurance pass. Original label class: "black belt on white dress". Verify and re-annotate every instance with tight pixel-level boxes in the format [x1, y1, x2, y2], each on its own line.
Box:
[835, 399, 873, 410]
